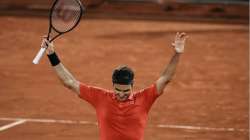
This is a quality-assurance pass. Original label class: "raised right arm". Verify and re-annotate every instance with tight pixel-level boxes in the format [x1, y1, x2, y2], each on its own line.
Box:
[43, 39, 80, 95]
[53, 63, 80, 95]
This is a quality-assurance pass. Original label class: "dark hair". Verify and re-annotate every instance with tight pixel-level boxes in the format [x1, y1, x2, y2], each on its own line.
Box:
[112, 65, 134, 85]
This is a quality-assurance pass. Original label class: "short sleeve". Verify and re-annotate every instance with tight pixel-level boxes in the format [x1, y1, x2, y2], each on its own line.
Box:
[78, 83, 106, 108]
[136, 84, 159, 112]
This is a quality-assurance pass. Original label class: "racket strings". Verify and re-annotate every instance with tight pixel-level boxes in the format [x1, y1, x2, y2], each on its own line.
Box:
[51, 0, 82, 33]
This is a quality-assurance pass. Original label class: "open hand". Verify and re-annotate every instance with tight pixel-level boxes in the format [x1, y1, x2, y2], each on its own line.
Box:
[172, 32, 188, 53]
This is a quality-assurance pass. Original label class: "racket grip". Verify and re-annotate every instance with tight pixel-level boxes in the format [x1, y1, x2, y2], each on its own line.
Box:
[32, 47, 47, 64]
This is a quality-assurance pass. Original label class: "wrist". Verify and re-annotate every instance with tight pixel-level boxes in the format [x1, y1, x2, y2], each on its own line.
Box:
[175, 49, 183, 54]
[47, 49, 55, 55]
[175, 51, 182, 56]
[47, 52, 61, 66]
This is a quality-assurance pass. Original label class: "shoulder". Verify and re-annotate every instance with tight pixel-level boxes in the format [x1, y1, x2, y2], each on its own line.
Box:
[79, 83, 110, 96]
[134, 83, 158, 98]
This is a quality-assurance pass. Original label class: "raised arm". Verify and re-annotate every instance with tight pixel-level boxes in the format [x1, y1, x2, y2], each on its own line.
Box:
[42, 39, 80, 95]
[156, 32, 188, 95]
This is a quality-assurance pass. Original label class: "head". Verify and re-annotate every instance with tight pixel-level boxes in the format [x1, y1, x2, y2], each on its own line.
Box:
[112, 65, 134, 102]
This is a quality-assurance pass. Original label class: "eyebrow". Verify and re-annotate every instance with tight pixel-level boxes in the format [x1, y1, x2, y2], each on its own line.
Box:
[115, 88, 131, 92]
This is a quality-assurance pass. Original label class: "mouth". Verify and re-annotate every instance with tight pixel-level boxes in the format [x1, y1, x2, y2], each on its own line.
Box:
[116, 95, 128, 101]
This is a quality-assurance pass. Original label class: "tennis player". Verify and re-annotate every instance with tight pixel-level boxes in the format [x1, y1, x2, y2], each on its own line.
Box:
[44, 32, 187, 140]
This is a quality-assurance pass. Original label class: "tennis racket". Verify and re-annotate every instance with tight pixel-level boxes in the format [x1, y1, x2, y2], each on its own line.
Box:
[33, 0, 84, 64]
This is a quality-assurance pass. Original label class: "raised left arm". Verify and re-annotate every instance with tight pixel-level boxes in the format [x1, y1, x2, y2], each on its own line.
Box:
[156, 32, 188, 95]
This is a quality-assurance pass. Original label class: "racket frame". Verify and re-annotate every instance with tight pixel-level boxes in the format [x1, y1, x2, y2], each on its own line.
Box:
[48, 0, 84, 42]
[33, 0, 83, 64]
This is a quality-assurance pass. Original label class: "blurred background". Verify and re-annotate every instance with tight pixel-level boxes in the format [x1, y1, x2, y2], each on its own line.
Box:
[0, 0, 248, 23]
[0, 0, 249, 140]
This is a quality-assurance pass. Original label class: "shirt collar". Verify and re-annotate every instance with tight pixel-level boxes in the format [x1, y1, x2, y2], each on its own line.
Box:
[111, 92, 135, 101]
[128, 92, 134, 100]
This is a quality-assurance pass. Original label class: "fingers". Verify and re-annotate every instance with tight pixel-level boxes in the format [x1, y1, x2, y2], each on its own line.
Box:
[42, 35, 53, 43]
[175, 32, 188, 40]
[171, 43, 175, 47]
[173, 32, 188, 46]
[41, 39, 50, 48]
[172, 32, 188, 53]
[179, 32, 186, 39]
[41, 36, 54, 49]
[175, 32, 179, 40]
[41, 39, 48, 48]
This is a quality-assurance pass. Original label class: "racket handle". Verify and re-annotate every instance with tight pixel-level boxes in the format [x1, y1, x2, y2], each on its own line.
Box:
[32, 47, 47, 64]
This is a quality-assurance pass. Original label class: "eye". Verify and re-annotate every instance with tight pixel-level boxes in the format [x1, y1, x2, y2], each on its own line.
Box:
[115, 88, 122, 92]
[123, 89, 130, 92]
[115, 88, 130, 92]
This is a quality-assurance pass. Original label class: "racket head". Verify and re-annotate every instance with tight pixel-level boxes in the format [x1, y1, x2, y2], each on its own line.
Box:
[47, 0, 84, 41]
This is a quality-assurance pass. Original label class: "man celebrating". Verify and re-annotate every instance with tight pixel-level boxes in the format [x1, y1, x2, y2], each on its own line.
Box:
[43, 32, 187, 140]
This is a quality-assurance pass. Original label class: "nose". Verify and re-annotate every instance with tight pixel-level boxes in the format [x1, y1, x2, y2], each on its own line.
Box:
[116, 92, 128, 98]
[118, 93, 125, 98]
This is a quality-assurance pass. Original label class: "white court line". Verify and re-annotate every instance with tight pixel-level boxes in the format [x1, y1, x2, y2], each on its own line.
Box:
[0, 119, 26, 132]
[0, 117, 248, 133]
[156, 124, 248, 132]
[0, 117, 97, 126]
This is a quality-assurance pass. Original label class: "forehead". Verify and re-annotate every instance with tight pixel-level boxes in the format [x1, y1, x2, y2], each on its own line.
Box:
[113, 84, 131, 89]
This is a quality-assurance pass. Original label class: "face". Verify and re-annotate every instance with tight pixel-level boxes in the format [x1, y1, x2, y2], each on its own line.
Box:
[113, 84, 133, 102]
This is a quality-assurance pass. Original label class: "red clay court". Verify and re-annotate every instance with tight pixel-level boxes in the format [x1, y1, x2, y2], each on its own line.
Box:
[0, 0, 249, 140]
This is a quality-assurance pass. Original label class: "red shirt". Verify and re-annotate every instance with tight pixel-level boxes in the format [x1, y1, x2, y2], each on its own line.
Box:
[79, 83, 159, 140]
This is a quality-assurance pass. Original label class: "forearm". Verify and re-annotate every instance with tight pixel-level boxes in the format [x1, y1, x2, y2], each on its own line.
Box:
[41, 39, 80, 94]
[54, 63, 78, 86]
[156, 52, 181, 94]
[160, 52, 181, 82]
[48, 53, 80, 94]
[156, 32, 187, 95]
